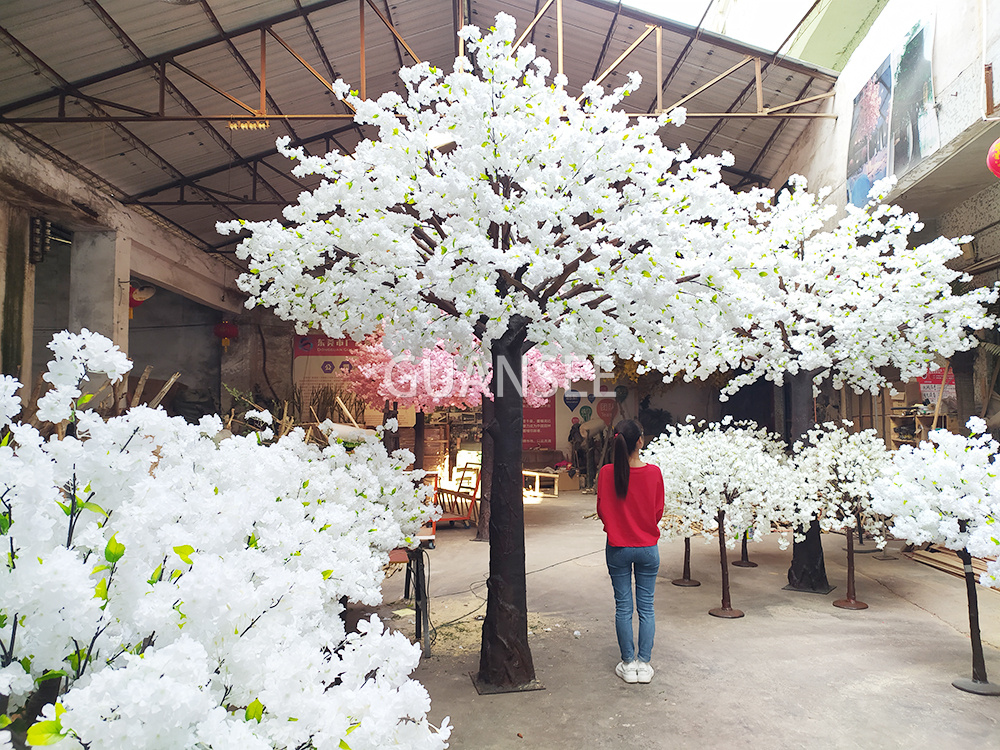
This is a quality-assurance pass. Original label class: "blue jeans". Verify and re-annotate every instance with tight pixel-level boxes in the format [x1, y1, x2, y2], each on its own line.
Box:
[606, 544, 659, 663]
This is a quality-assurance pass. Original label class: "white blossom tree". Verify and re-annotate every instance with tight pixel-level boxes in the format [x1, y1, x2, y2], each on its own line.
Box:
[793, 423, 891, 609]
[645, 418, 804, 618]
[221, 15, 995, 689]
[872, 417, 1000, 695]
[0, 332, 449, 749]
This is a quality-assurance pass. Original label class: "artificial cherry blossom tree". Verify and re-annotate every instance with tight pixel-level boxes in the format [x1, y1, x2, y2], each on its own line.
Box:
[645, 418, 804, 618]
[345, 333, 592, 542]
[872, 418, 1000, 695]
[793, 423, 891, 609]
[0, 332, 449, 749]
[222, 15, 995, 689]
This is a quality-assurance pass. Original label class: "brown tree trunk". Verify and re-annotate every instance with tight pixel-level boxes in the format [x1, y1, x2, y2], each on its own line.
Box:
[474, 395, 494, 542]
[413, 410, 426, 470]
[786, 369, 832, 593]
[382, 400, 400, 453]
[951, 350, 977, 436]
[476, 317, 536, 690]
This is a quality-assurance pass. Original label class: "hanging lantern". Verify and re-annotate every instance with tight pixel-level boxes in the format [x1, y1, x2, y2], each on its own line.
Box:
[988, 136, 1000, 179]
[128, 284, 156, 319]
[213, 320, 239, 352]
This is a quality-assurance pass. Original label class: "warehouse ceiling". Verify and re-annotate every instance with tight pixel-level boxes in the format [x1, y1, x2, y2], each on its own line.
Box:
[0, 0, 837, 255]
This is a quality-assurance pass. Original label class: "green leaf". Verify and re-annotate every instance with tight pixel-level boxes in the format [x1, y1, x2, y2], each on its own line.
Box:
[81, 501, 108, 517]
[0, 515, 9, 534]
[339, 741, 352, 750]
[0, 714, 11, 728]
[147, 563, 163, 585]
[245, 698, 264, 723]
[302, 479, 309, 489]
[25, 718, 66, 746]
[36, 670, 67, 684]
[321, 570, 333, 580]
[104, 533, 125, 564]
[56, 500, 71, 516]
[173, 545, 195, 565]
[94, 578, 108, 600]
[77, 393, 94, 406]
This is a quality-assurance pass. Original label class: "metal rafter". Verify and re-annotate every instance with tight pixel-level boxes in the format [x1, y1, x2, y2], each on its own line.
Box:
[591, 1, 622, 82]
[0, 22, 242, 224]
[0, 0, 356, 117]
[736, 77, 815, 189]
[78, 0, 287, 203]
[196, 0, 300, 142]
[0, 122, 218, 253]
[127, 121, 359, 203]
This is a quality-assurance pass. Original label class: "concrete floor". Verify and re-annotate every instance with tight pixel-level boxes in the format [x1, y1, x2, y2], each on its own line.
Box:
[376, 490, 1000, 749]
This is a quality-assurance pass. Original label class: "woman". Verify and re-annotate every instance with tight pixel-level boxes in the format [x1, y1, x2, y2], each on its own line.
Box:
[596, 419, 665, 684]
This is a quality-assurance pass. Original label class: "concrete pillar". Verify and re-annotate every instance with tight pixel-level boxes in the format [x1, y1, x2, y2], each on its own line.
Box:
[0, 202, 34, 380]
[69, 231, 129, 351]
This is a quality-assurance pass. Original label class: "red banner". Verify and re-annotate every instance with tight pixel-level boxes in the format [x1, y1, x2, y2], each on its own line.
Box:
[523, 398, 557, 449]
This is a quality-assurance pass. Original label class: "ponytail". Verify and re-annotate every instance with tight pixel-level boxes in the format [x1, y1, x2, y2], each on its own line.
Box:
[612, 419, 643, 498]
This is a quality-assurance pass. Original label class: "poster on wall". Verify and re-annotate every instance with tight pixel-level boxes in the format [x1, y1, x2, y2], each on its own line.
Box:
[291, 335, 416, 427]
[890, 19, 940, 179]
[523, 399, 557, 449]
[847, 55, 892, 208]
[987, 3, 1000, 114]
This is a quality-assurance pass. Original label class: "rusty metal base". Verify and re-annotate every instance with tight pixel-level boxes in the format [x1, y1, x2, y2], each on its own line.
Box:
[952, 677, 1000, 696]
[708, 606, 744, 619]
[672, 578, 701, 587]
[732, 560, 758, 568]
[833, 598, 869, 610]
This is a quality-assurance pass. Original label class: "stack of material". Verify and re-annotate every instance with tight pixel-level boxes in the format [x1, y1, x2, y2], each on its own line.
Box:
[905, 544, 996, 587]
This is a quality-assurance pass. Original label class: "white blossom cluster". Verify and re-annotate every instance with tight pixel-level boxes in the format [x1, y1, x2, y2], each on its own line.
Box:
[643, 417, 806, 550]
[793, 422, 891, 547]
[220, 14, 994, 404]
[0, 333, 449, 749]
[873, 417, 1000, 586]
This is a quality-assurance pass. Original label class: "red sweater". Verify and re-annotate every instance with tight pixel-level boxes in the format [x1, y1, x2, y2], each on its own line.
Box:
[596, 463, 665, 547]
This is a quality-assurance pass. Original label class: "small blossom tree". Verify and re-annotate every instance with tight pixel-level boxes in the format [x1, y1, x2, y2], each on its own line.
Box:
[872, 417, 1000, 695]
[793, 423, 891, 610]
[0, 332, 450, 749]
[222, 14, 995, 689]
[645, 419, 803, 618]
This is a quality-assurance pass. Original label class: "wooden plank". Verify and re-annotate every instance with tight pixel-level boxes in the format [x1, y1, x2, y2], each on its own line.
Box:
[147, 372, 181, 409]
[130, 365, 154, 408]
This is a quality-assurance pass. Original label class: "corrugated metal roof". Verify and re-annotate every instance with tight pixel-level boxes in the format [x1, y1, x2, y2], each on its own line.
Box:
[0, 0, 837, 254]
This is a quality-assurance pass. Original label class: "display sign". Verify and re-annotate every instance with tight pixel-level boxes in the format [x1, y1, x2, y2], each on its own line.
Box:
[523, 398, 557, 449]
[917, 366, 956, 403]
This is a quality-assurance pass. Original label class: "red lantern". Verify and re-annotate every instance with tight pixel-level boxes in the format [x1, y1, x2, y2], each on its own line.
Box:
[128, 284, 155, 319]
[213, 321, 239, 352]
[988, 136, 1000, 179]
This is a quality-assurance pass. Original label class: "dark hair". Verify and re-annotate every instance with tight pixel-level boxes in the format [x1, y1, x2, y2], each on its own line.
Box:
[613, 419, 643, 498]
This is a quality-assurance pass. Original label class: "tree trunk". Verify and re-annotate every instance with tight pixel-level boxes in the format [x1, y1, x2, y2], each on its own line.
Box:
[382, 400, 400, 453]
[476, 317, 535, 690]
[414, 410, 425, 470]
[474, 396, 494, 542]
[786, 369, 832, 593]
[951, 350, 976, 436]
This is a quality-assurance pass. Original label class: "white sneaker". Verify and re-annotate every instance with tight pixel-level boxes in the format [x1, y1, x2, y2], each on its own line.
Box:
[635, 661, 654, 684]
[615, 661, 638, 684]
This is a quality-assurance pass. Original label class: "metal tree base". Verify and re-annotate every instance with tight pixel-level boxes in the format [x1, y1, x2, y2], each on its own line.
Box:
[782, 582, 836, 595]
[709, 606, 744, 619]
[732, 560, 758, 568]
[471, 673, 545, 695]
[833, 597, 868, 610]
[672, 578, 701, 587]
[952, 677, 1000, 696]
